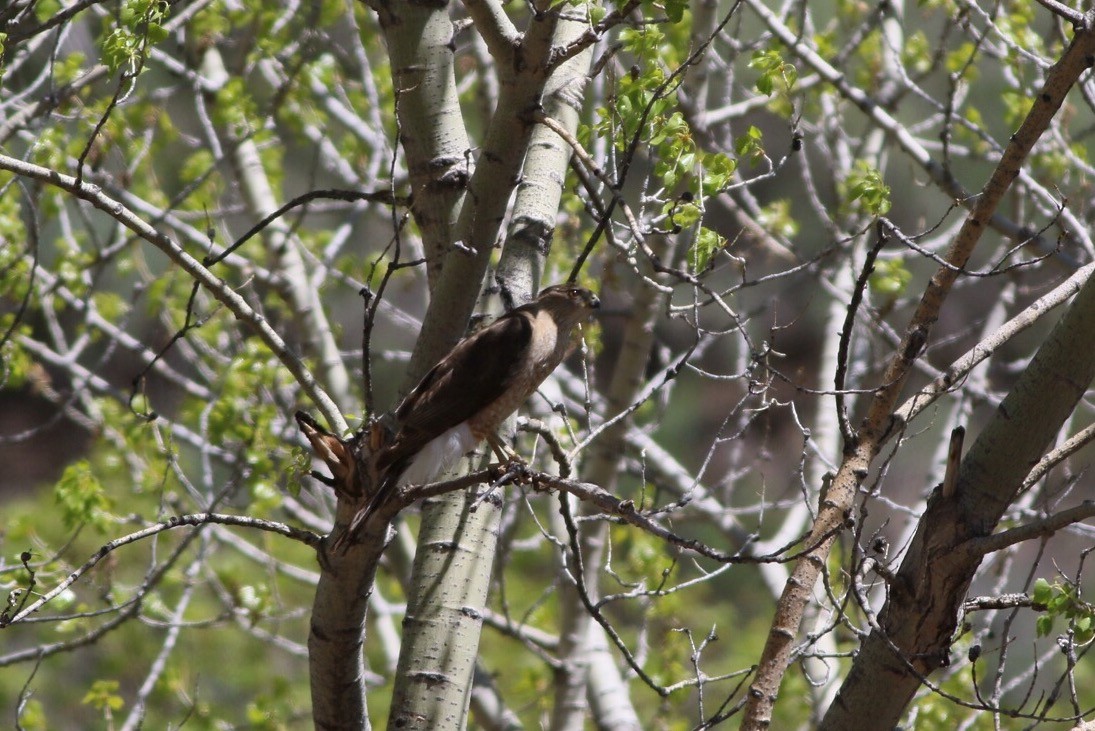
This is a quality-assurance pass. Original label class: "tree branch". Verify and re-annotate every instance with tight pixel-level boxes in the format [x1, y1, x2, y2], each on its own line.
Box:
[1032, 0, 1085, 25]
[894, 261, 1095, 428]
[1, 513, 319, 627]
[1023, 422, 1095, 492]
[962, 593, 1045, 612]
[464, 0, 520, 65]
[963, 501, 1095, 558]
[0, 154, 347, 434]
[546, 0, 644, 71]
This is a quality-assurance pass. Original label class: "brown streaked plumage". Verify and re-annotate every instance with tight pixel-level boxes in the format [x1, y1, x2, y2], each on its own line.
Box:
[339, 284, 599, 544]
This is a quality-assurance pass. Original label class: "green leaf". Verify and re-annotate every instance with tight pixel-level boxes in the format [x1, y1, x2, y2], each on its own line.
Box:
[180, 149, 216, 184]
[756, 72, 773, 96]
[691, 227, 726, 272]
[45, 51, 85, 86]
[664, 0, 687, 23]
[102, 28, 140, 74]
[734, 125, 765, 166]
[749, 49, 797, 97]
[844, 161, 891, 216]
[757, 199, 799, 239]
[15, 697, 46, 731]
[701, 152, 737, 195]
[868, 259, 912, 297]
[247, 703, 271, 725]
[903, 31, 932, 74]
[34, 0, 62, 23]
[54, 460, 114, 533]
[92, 292, 129, 321]
[82, 680, 125, 712]
[945, 42, 978, 80]
[1032, 577, 1052, 605]
[146, 22, 168, 44]
[665, 200, 701, 228]
[1035, 614, 1053, 637]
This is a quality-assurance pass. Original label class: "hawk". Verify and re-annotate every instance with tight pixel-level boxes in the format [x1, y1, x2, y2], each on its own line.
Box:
[340, 283, 600, 542]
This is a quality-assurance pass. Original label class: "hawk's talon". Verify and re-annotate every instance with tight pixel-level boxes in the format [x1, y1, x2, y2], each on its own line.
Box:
[487, 457, 534, 487]
[511, 461, 534, 484]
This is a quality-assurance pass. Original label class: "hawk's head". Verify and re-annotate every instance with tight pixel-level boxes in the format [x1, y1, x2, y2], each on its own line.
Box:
[535, 284, 600, 328]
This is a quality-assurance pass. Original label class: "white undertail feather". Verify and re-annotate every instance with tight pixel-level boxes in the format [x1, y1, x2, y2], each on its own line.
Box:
[395, 422, 477, 487]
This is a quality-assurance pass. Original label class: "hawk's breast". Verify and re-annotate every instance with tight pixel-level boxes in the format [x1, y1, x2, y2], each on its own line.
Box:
[467, 311, 563, 440]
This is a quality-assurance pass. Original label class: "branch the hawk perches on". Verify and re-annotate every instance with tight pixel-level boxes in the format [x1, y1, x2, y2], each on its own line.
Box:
[335, 283, 599, 548]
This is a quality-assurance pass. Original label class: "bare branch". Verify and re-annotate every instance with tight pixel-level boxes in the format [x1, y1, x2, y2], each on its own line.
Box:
[0, 154, 347, 434]
[546, 0, 644, 71]
[962, 593, 1045, 612]
[1, 513, 319, 627]
[464, 0, 520, 65]
[964, 502, 1095, 557]
[895, 261, 1095, 427]
[1032, 0, 1085, 25]
[1022, 422, 1095, 492]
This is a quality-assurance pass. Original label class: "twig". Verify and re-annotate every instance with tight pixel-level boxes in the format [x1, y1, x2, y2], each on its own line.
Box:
[835, 223, 888, 444]
[1032, 0, 1085, 25]
[894, 261, 1095, 428]
[516, 417, 572, 478]
[962, 593, 1046, 612]
[558, 485, 670, 695]
[1022, 422, 1095, 492]
[963, 501, 1095, 558]
[1, 513, 320, 627]
[0, 154, 347, 434]
[204, 188, 405, 268]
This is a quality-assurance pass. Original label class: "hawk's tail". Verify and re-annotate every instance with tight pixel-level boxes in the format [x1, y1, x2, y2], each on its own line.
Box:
[328, 461, 404, 553]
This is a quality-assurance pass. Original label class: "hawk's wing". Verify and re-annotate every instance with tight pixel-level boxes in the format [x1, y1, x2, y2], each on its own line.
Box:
[377, 309, 533, 470]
